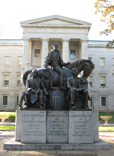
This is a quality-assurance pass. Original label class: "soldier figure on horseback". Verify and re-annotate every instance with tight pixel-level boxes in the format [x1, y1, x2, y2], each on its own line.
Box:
[44, 42, 69, 90]
[20, 42, 94, 110]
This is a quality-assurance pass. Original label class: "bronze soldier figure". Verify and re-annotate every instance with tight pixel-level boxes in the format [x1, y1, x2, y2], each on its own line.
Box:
[67, 68, 89, 109]
[44, 42, 69, 90]
[25, 69, 48, 109]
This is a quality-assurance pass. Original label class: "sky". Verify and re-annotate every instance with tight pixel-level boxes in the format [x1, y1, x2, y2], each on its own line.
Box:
[0, 0, 114, 40]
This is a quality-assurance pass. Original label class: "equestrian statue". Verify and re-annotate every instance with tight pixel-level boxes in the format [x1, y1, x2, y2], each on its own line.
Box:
[19, 42, 94, 110]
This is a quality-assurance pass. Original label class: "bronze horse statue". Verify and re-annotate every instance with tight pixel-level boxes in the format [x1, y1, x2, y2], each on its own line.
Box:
[19, 59, 94, 109]
[23, 59, 94, 87]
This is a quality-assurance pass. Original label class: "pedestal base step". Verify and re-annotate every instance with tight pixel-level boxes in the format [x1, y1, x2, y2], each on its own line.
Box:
[4, 138, 110, 150]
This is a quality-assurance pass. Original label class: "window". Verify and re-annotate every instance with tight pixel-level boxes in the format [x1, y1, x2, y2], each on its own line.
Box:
[17, 75, 21, 85]
[4, 75, 9, 85]
[34, 49, 40, 57]
[18, 56, 22, 65]
[5, 56, 10, 64]
[100, 76, 106, 86]
[3, 96, 8, 105]
[101, 97, 106, 106]
[88, 57, 92, 62]
[70, 50, 76, 58]
[100, 58, 105, 66]
[89, 76, 92, 86]
[16, 96, 19, 105]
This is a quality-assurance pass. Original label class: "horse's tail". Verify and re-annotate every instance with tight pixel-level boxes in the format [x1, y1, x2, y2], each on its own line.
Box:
[23, 70, 32, 86]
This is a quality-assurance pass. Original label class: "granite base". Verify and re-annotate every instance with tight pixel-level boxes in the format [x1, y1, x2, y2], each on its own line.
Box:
[4, 138, 111, 150]
[15, 110, 99, 144]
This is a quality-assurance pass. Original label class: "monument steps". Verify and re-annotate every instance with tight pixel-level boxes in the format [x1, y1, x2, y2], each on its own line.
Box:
[4, 138, 110, 150]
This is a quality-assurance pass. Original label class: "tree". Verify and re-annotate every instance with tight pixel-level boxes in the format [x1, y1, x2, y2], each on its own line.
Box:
[94, 0, 114, 48]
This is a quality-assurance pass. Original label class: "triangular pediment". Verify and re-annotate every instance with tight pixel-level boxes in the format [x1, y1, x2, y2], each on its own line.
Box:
[20, 15, 91, 29]
[29, 19, 82, 25]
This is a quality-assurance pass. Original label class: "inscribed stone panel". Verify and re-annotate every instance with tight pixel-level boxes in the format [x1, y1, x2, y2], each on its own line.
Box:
[21, 110, 46, 143]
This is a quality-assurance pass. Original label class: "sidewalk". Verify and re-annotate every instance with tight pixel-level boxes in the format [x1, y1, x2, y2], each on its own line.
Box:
[0, 131, 114, 156]
[0, 122, 15, 126]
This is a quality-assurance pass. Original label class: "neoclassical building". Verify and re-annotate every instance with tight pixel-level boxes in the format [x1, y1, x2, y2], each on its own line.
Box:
[0, 15, 114, 112]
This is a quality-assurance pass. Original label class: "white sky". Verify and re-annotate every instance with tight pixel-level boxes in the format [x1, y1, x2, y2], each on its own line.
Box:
[0, 0, 114, 40]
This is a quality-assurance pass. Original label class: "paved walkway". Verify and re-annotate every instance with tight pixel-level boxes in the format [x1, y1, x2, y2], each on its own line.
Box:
[0, 131, 114, 156]
[0, 122, 15, 126]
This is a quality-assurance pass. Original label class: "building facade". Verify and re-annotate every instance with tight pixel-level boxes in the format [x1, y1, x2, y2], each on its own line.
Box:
[0, 15, 114, 112]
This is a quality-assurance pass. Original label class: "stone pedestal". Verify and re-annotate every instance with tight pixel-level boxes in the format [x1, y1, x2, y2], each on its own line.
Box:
[15, 110, 22, 141]
[15, 110, 98, 144]
[4, 110, 110, 150]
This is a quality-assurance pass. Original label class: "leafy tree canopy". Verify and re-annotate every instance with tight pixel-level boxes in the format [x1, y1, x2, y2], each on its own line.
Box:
[94, 0, 114, 48]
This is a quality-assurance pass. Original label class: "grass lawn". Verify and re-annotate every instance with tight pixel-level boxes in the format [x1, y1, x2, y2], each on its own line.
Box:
[99, 112, 114, 121]
[99, 126, 114, 131]
[0, 112, 15, 115]
[0, 125, 15, 131]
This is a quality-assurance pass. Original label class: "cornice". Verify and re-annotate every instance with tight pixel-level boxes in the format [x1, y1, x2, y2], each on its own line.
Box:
[62, 38, 70, 42]
[41, 38, 49, 42]
[21, 24, 91, 28]
[20, 15, 91, 26]
[0, 42, 23, 46]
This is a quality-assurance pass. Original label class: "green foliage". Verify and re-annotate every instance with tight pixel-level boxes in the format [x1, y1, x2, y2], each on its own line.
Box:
[99, 112, 114, 121]
[94, 0, 114, 48]
[0, 125, 15, 131]
[7, 114, 15, 121]
[106, 40, 114, 48]
[99, 126, 114, 131]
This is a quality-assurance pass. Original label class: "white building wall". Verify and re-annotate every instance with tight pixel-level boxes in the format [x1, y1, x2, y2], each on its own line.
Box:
[88, 40, 114, 112]
[0, 40, 23, 111]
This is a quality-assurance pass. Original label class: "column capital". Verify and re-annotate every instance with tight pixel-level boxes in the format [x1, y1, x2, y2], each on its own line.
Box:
[62, 38, 70, 42]
[22, 38, 31, 42]
[41, 38, 49, 42]
[80, 39, 89, 43]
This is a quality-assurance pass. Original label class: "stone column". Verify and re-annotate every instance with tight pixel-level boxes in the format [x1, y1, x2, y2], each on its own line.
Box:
[41, 38, 49, 68]
[20, 39, 30, 97]
[62, 38, 70, 62]
[20, 39, 30, 85]
[22, 39, 30, 72]
[80, 40, 88, 59]
[29, 41, 32, 68]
